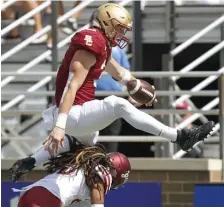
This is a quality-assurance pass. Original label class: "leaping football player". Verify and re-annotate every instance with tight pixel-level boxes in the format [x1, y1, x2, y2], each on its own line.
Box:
[10, 3, 214, 181]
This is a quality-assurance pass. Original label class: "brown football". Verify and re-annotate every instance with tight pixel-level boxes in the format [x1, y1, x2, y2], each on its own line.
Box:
[127, 79, 155, 104]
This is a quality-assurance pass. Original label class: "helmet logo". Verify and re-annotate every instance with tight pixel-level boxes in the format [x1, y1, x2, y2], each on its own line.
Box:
[84, 35, 93, 46]
[121, 170, 130, 183]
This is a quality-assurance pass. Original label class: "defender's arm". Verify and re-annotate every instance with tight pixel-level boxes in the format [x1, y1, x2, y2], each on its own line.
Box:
[91, 183, 105, 207]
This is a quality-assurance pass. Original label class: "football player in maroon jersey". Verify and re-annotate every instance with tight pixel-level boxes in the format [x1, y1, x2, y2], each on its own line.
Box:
[10, 3, 214, 181]
[15, 145, 131, 207]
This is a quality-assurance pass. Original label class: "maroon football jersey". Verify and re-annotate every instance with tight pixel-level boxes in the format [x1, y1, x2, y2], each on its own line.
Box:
[55, 27, 111, 106]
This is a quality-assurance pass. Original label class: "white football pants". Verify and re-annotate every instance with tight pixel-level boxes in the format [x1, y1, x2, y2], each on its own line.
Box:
[42, 95, 177, 145]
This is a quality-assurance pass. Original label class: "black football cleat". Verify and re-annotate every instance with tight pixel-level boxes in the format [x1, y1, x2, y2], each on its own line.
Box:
[175, 121, 215, 152]
[9, 157, 36, 182]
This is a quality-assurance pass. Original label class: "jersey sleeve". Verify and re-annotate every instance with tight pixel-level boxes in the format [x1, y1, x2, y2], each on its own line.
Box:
[71, 29, 104, 56]
[95, 165, 112, 194]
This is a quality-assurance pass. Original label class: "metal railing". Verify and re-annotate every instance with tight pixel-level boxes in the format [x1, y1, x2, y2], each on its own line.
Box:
[1, 0, 17, 11]
[1, 71, 221, 111]
[168, 15, 224, 135]
[171, 14, 224, 57]
[1, 109, 219, 116]
[168, 14, 224, 159]
[2, 72, 223, 129]
[1, 71, 224, 77]
[173, 67, 224, 107]
[0, 90, 219, 97]
[171, 41, 224, 82]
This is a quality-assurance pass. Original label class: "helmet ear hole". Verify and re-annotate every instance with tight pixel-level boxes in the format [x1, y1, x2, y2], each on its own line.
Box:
[103, 21, 109, 26]
[106, 11, 111, 18]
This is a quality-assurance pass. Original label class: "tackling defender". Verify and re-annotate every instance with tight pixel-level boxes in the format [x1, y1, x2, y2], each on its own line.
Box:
[14, 143, 131, 207]
[10, 3, 214, 180]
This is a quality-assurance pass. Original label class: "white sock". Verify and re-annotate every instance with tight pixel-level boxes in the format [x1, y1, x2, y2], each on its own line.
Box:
[159, 125, 177, 141]
[32, 135, 71, 166]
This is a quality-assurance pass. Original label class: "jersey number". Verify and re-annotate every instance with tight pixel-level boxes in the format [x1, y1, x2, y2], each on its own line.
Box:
[84, 35, 93, 46]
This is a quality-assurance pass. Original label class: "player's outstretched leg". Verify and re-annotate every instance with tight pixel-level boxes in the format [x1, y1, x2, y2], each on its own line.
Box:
[109, 96, 215, 151]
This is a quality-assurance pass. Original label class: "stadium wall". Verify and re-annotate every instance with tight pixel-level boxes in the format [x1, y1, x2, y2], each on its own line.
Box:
[1, 158, 222, 207]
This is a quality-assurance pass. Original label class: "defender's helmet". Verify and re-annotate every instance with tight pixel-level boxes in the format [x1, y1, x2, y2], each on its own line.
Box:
[93, 3, 132, 49]
[107, 152, 131, 189]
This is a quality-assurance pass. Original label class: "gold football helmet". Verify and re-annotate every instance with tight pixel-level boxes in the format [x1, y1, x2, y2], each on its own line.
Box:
[94, 3, 132, 49]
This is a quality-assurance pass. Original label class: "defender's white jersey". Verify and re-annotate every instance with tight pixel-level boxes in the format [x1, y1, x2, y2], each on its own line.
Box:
[14, 165, 112, 207]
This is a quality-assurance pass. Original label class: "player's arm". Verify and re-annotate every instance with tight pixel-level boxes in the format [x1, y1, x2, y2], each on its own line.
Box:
[106, 57, 157, 107]
[91, 183, 105, 207]
[105, 58, 140, 107]
[105, 57, 135, 84]
[55, 49, 96, 129]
